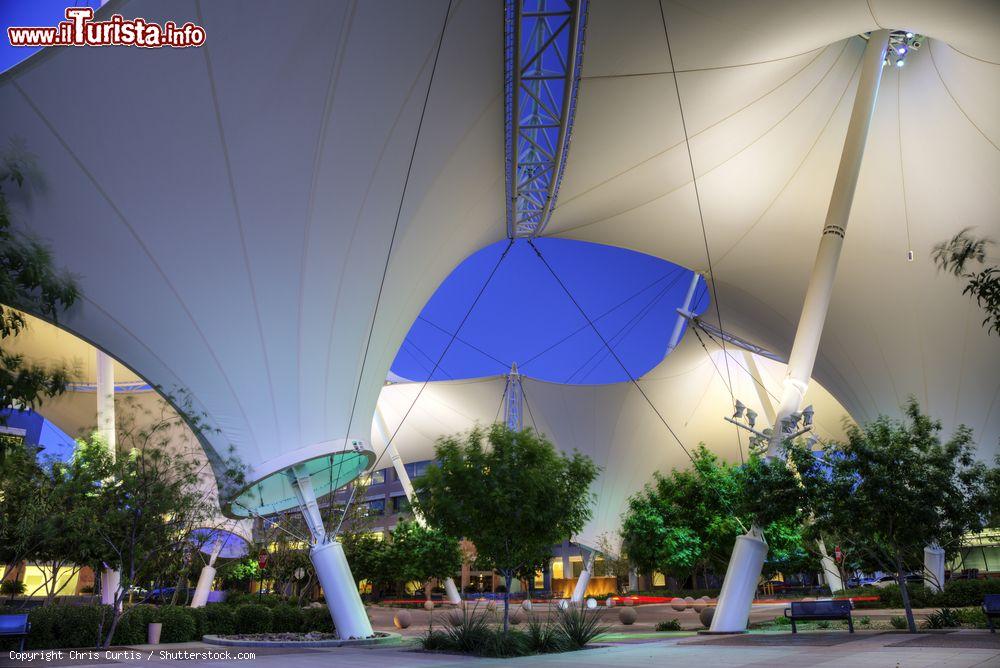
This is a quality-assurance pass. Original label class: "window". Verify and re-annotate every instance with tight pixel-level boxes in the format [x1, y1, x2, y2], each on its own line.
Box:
[360, 469, 386, 486]
[366, 498, 385, 516]
[405, 461, 429, 479]
[392, 495, 411, 513]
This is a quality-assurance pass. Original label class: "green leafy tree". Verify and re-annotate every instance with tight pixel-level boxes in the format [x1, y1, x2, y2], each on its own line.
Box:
[788, 398, 994, 633]
[621, 445, 807, 587]
[388, 519, 462, 597]
[933, 228, 999, 335]
[414, 425, 599, 632]
[342, 531, 391, 597]
[0, 141, 80, 460]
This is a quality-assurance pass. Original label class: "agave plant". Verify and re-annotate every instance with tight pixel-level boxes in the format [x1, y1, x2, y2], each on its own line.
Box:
[555, 605, 609, 649]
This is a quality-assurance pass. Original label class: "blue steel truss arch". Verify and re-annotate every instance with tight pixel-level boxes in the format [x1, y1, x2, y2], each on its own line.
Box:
[505, 0, 588, 238]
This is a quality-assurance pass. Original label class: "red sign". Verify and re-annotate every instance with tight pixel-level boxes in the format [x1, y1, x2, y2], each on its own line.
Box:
[834, 546, 843, 563]
[257, 550, 268, 569]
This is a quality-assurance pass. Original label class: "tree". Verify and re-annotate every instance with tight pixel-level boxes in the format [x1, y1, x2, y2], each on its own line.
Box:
[594, 533, 630, 594]
[620, 445, 807, 588]
[414, 425, 599, 632]
[388, 520, 462, 598]
[788, 398, 994, 633]
[933, 228, 999, 335]
[0, 141, 80, 460]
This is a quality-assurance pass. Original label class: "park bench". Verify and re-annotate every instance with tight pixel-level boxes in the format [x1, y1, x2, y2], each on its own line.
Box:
[984, 594, 1000, 633]
[783, 600, 853, 633]
[0, 613, 30, 651]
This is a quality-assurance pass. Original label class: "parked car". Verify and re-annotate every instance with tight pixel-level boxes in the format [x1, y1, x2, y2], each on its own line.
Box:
[873, 574, 923, 589]
[846, 576, 876, 588]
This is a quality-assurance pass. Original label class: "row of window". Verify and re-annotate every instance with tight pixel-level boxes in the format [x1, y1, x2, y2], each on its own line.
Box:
[360, 461, 430, 487]
[363, 495, 411, 516]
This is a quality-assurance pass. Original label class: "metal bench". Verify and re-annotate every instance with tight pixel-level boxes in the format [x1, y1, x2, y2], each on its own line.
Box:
[783, 600, 853, 633]
[0, 614, 30, 651]
[984, 594, 1000, 634]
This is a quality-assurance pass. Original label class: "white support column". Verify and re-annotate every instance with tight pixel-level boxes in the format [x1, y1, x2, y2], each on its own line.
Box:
[709, 526, 767, 633]
[377, 408, 462, 605]
[924, 544, 946, 593]
[288, 464, 373, 639]
[768, 29, 890, 456]
[96, 350, 121, 608]
[570, 548, 595, 604]
[712, 30, 891, 633]
[742, 351, 777, 427]
[191, 538, 224, 608]
[818, 540, 844, 594]
[667, 271, 701, 353]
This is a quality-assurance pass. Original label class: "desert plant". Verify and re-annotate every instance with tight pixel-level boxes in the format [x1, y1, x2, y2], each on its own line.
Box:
[439, 605, 493, 654]
[554, 605, 608, 649]
[924, 608, 961, 629]
[858, 615, 871, 626]
[890, 616, 908, 630]
[953, 607, 988, 628]
[655, 619, 682, 631]
[816, 620, 830, 629]
[526, 617, 564, 653]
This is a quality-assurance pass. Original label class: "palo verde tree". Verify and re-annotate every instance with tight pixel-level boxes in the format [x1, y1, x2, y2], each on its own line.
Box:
[620, 445, 809, 588]
[933, 227, 999, 336]
[788, 398, 995, 633]
[0, 140, 80, 460]
[414, 425, 599, 632]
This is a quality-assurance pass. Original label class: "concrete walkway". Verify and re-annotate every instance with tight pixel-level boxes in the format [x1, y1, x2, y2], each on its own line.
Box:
[4, 631, 998, 668]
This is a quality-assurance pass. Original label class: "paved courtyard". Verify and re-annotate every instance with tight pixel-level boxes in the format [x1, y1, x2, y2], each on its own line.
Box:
[3, 630, 998, 668]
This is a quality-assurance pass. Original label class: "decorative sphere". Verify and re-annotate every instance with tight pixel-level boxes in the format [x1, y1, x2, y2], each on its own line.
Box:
[586, 598, 597, 610]
[699, 606, 715, 628]
[521, 599, 533, 611]
[670, 597, 686, 612]
[605, 596, 615, 608]
[557, 599, 569, 611]
[619, 607, 637, 625]
[684, 596, 695, 609]
[393, 611, 412, 629]
[692, 598, 707, 612]
[423, 600, 435, 611]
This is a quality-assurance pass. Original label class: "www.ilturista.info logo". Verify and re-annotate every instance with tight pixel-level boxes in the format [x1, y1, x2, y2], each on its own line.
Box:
[7, 7, 206, 49]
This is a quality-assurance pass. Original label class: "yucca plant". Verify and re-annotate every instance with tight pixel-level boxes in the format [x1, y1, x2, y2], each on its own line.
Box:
[526, 617, 564, 653]
[924, 608, 961, 629]
[555, 605, 609, 649]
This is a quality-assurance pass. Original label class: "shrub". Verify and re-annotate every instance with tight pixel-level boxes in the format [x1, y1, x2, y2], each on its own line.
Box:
[225, 592, 288, 608]
[301, 606, 334, 632]
[112, 605, 159, 645]
[204, 604, 236, 635]
[187, 606, 207, 639]
[0, 581, 26, 596]
[954, 607, 989, 628]
[421, 630, 454, 651]
[22, 605, 111, 649]
[938, 579, 1000, 607]
[924, 608, 961, 629]
[526, 618, 563, 653]
[655, 619, 682, 632]
[234, 604, 272, 634]
[858, 615, 871, 626]
[816, 620, 830, 629]
[159, 606, 197, 643]
[771, 615, 792, 626]
[271, 605, 303, 632]
[890, 616, 908, 629]
[555, 606, 608, 649]
[479, 629, 529, 658]
[878, 584, 938, 609]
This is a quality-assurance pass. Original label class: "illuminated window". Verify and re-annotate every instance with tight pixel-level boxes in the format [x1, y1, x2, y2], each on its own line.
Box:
[652, 572, 666, 587]
[366, 498, 385, 515]
[22, 566, 79, 597]
[551, 559, 564, 580]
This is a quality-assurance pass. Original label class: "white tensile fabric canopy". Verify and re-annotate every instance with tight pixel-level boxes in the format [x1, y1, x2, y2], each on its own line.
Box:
[1, 0, 997, 520]
[378, 333, 854, 548]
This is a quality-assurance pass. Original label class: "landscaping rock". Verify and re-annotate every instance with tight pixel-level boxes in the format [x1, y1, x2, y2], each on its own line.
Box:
[699, 606, 714, 628]
[619, 607, 637, 625]
[670, 597, 686, 611]
[393, 611, 412, 629]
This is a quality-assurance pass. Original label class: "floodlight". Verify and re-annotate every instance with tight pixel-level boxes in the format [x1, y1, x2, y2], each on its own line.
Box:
[746, 409, 758, 429]
[802, 405, 814, 428]
[788, 412, 802, 430]
[732, 400, 745, 420]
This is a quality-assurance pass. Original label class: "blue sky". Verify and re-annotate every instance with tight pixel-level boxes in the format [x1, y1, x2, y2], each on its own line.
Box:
[391, 238, 706, 384]
[2, 2, 707, 385]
